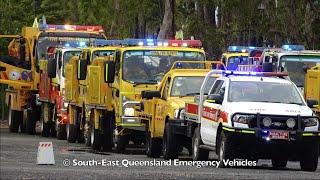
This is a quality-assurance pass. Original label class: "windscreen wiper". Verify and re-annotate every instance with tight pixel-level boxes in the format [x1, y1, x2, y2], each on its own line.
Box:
[179, 92, 200, 98]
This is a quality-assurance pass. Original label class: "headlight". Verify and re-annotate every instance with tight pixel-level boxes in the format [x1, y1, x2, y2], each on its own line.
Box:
[63, 102, 68, 108]
[286, 118, 296, 128]
[262, 117, 272, 127]
[303, 118, 319, 127]
[232, 114, 255, 124]
[179, 109, 185, 120]
[124, 107, 135, 116]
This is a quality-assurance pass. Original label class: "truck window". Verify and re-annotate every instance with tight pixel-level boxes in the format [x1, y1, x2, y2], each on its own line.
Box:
[209, 80, 224, 95]
[162, 77, 171, 100]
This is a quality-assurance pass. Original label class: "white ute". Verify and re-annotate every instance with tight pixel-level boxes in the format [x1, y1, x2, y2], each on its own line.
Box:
[170, 70, 320, 171]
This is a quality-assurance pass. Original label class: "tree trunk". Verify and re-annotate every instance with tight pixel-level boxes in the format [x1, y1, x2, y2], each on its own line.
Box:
[157, 0, 175, 39]
[109, 0, 120, 38]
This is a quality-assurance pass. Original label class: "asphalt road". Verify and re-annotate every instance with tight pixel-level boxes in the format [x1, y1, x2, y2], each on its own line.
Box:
[0, 126, 320, 180]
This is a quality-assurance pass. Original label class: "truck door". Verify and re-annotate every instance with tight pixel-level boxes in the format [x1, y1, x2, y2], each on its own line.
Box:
[200, 80, 225, 146]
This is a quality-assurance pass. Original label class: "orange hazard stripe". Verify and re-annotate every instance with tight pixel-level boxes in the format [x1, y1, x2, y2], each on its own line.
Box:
[1, 72, 8, 79]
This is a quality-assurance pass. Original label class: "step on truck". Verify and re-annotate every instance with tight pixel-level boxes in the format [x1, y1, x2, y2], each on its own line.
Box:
[64, 41, 121, 146]
[0, 21, 106, 135]
[138, 61, 225, 158]
[38, 47, 82, 139]
[169, 70, 320, 171]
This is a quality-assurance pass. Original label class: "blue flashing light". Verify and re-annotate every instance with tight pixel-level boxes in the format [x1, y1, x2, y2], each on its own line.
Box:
[281, 44, 305, 51]
[227, 46, 249, 53]
[79, 41, 86, 47]
[95, 39, 123, 46]
[65, 43, 70, 47]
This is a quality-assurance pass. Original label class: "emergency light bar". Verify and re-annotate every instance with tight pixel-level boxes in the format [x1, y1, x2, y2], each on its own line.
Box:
[281, 44, 305, 51]
[227, 46, 265, 53]
[222, 70, 288, 77]
[123, 39, 202, 48]
[95, 39, 123, 46]
[39, 24, 104, 32]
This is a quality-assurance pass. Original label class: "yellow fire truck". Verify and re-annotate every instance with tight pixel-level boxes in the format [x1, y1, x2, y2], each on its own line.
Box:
[304, 65, 320, 117]
[138, 61, 224, 158]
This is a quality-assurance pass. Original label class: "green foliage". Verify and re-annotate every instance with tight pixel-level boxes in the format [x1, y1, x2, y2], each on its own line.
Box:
[1, 0, 319, 57]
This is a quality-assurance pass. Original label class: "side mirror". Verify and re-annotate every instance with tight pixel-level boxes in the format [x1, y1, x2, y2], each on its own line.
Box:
[206, 94, 223, 104]
[77, 60, 88, 80]
[47, 58, 57, 78]
[105, 61, 115, 83]
[302, 65, 309, 73]
[141, 90, 161, 100]
[262, 62, 273, 72]
[307, 99, 318, 108]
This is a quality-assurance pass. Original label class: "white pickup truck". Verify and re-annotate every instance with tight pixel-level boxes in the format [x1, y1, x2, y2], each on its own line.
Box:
[166, 70, 320, 171]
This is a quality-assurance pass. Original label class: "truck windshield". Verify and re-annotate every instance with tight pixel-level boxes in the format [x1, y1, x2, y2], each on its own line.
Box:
[62, 51, 81, 77]
[92, 50, 114, 60]
[228, 81, 304, 105]
[37, 36, 104, 64]
[279, 55, 320, 87]
[226, 56, 249, 70]
[122, 50, 205, 84]
[171, 76, 216, 97]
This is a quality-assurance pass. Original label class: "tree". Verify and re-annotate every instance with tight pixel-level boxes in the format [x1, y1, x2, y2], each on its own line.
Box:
[158, 0, 175, 39]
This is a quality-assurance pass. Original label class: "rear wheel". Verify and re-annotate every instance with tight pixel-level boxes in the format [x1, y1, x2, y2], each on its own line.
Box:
[300, 141, 319, 171]
[163, 122, 179, 159]
[84, 121, 91, 146]
[56, 123, 67, 140]
[26, 109, 36, 135]
[8, 104, 20, 133]
[192, 127, 209, 161]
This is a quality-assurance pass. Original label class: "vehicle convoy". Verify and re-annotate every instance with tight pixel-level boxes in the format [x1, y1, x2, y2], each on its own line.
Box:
[166, 70, 319, 171]
[72, 39, 207, 151]
[64, 43, 119, 145]
[138, 61, 224, 158]
[304, 65, 320, 117]
[38, 47, 82, 139]
[0, 21, 106, 134]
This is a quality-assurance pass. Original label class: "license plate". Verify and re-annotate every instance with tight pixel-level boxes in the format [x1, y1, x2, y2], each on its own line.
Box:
[268, 131, 289, 140]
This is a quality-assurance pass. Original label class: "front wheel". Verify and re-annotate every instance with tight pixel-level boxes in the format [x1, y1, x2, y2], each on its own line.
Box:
[56, 123, 67, 140]
[40, 103, 51, 137]
[146, 131, 161, 158]
[162, 123, 179, 160]
[217, 131, 235, 167]
[300, 141, 319, 171]
[67, 124, 77, 143]
[113, 131, 129, 153]
[8, 106, 20, 133]
[91, 128, 102, 151]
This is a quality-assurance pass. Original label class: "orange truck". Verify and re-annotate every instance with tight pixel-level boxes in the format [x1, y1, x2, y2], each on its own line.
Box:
[0, 21, 106, 135]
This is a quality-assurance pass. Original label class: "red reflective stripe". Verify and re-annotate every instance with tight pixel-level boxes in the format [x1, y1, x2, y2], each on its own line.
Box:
[186, 103, 198, 114]
[202, 107, 217, 121]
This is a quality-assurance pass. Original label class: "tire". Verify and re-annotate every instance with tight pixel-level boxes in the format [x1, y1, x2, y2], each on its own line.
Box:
[192, 127, 209, 161]
[40, 103, 51, 137]
[84, 121, 91, 146]
[114, 133, 129, 153]
[217, 131, 235, 167]
[26, 109, 36, 135]
[20, 109, 27, 133]
[67, 124, 77, 143]
[91, 128, 103, 151]
[8, 105, 20, 133]
[272, 156, 288, 169]
[56, 123, 67, 140]
[146, 131, 161, 158]
[67, 106, 78, 143]
[300, 141, 319, 172]
[77, 109, 86, 143]
[102, 113, 113, 151]
[50, 105, 57, 138]
[163, 122, 179, 160]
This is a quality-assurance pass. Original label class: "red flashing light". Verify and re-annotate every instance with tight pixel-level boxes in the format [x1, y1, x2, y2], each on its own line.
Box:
[43, 24, 104, 33]
[168, 40, 202, 47]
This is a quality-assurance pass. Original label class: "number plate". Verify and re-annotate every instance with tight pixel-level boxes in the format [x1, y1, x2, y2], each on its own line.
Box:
[268, 131, 289, 140]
